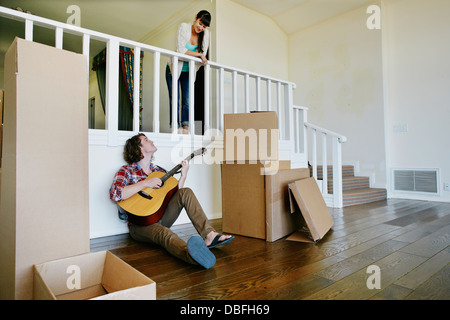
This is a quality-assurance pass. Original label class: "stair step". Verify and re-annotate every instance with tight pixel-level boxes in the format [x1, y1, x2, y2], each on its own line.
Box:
[343, 188, 387, 207]
[325, 176, 371, 192]
[311, 165, 355, 178]
[309, 164, 387, 207]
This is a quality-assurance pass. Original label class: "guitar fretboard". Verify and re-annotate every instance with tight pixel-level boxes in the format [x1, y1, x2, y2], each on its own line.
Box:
[160, 151, 201, 183]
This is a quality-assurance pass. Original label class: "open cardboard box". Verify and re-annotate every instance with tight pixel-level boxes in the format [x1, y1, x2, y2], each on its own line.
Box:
[287, 177, 334, 243]
[33, 251, 156, 300]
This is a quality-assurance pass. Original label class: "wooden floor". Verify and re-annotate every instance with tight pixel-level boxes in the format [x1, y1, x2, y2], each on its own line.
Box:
[90, 199, 450, 300]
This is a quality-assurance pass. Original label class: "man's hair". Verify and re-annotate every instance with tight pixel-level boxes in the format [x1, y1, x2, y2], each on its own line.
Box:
[123, 133, 146, 164]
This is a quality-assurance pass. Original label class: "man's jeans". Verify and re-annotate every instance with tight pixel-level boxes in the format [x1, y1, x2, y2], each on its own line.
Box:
[128, 188, 215, 265]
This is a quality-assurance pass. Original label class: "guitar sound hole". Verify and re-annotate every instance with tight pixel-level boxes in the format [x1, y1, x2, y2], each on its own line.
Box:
[138, 191, 152, 200]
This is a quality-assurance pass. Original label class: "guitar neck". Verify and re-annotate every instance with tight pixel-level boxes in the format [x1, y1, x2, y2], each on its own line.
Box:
[160, 151, 198, 183]
[161, 164, 182, 183]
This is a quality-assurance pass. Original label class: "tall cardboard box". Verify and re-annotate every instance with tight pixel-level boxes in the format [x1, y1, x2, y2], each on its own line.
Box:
[221, 161, 310, 241]
[0, 38, 90, 300]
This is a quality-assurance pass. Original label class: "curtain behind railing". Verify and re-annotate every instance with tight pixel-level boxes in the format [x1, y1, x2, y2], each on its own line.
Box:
[92, 46, 144, 130]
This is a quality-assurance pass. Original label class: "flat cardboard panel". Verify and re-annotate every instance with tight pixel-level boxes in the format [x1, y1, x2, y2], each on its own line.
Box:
[265, 167, 310, 242]
[287, 178, 334, 243]
[0, 38, 90, 299]
[34, 251, 156, 300]
[224, 112, 279, 162]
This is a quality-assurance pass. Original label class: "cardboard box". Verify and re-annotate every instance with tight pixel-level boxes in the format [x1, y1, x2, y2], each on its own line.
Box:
[0, 38, 90, 299]
[34, 251, 156, 300]
[221, 161, 310, 241]
[287, 178, 334, 243]
[224, 112, 279, 162]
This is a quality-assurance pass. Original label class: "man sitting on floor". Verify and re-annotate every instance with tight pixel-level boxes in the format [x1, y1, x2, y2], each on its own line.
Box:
[109, 133, 233, 269]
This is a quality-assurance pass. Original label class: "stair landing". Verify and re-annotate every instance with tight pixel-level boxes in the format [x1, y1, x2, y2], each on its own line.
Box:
[312, 165, 387, 207]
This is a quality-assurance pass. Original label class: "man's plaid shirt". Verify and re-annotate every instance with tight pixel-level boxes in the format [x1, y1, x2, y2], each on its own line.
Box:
[109, 162, 165, 202]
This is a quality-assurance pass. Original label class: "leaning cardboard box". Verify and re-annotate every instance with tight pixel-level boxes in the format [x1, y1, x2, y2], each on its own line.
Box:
[33, 251, 156, 300]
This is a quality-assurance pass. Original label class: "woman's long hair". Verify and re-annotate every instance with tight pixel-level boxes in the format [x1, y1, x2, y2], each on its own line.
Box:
[196, 10, 211, 54]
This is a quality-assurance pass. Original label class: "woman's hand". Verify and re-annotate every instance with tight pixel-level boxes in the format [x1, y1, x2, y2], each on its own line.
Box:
[199, 53, 208, 65]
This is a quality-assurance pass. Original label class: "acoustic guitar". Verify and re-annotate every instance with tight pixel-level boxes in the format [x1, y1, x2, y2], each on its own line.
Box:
[119, 148, 206, 226]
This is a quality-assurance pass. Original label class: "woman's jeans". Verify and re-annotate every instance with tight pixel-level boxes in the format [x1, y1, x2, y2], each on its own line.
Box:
[165, 65, 190, 127]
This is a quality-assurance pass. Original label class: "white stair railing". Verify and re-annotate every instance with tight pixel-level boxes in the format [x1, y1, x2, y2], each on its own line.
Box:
[0, 6, 296, 148]
[0, 5, 353, 208]
[293, 106, 347, 208]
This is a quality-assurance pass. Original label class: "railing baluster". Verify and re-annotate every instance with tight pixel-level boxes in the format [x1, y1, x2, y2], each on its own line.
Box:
[256, 76, 261, 111]
[267, 79, 271, 111]
[171, 57, 178, 134]
[277, 82, 282, 132]
[285, 83, 294, 142]
[25, 19, 33, 41]
[55, 27, 63, 49]
[244, 74, 250, 113]
[189, 60, 195, 136]
[333, 137, 343, 207]
[322, 133, 328, 194]
[232, 71, 238, 114]
[105, 39, 119, 145]
[82, 34, 90, 57]
[153, 52, 160, 133]
[219, 67, 225, 131]
[132, 46, 141, 132]
[204, 64, 210, 134]
[312, 128, 318, 179]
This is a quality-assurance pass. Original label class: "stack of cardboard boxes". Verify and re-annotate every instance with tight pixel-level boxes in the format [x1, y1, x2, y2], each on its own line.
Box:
[0, 38, 155, 300]
[221, 112, 333, 243]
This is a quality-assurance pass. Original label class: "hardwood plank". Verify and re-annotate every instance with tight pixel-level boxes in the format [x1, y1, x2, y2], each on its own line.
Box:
[404, 263, 450, 300]
[315, 240, 409, 282]
[394, 246, 450, 290]
[92, 200, 450, 300]
[303, 251, 427, 300]
[399, 224, 450, 258]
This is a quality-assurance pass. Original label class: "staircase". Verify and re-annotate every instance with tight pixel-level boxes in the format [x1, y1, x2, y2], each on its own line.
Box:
[313, 165, 387, 207]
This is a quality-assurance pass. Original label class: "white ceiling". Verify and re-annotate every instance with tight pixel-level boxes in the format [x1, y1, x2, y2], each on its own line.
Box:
[0, 0, 375, 67]
[1, 0, 376, 37]
[232, 0, 376, 35]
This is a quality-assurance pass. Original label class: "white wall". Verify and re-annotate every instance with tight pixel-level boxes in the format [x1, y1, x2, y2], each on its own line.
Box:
[215, 0, 288, 80]
[289, 3, 386, 188]
[215, 0, 289, 114]
[384, 0, 450, 201]
[89, 134, 223, 238]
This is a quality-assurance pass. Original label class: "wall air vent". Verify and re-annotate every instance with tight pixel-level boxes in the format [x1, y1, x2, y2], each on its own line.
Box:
[392, 169, 439, 194]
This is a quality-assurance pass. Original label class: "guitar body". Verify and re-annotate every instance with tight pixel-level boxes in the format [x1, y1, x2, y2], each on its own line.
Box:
[118, 171, 179, 226]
